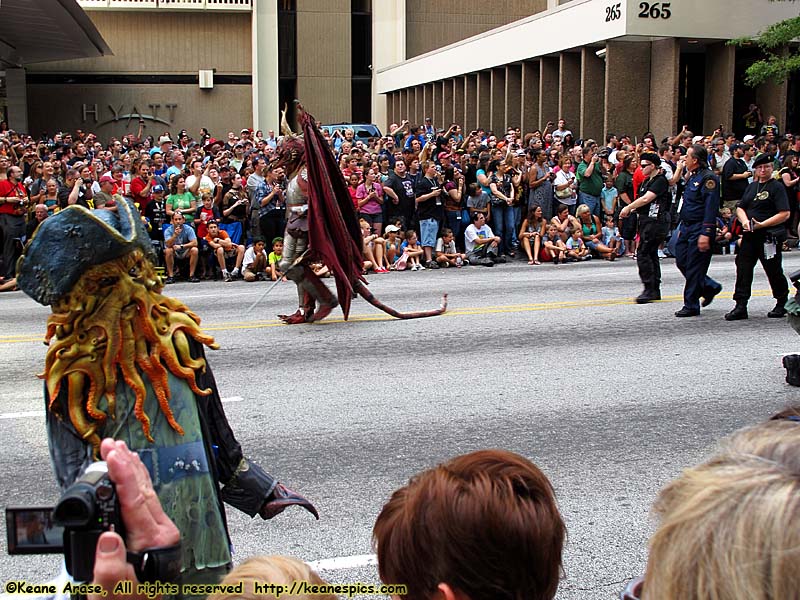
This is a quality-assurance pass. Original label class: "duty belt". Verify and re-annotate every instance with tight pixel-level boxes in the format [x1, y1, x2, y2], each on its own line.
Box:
[137, 440, 210, 487]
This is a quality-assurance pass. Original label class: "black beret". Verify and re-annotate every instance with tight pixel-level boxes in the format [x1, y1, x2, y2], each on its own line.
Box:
[639, 152, 661, 166]
[752, 153, 774, 168]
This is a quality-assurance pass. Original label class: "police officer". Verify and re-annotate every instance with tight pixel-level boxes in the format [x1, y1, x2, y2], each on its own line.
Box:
[620, 152, 672, 303]
[671, 144, 723, 317]
[724, 153, 790, 320]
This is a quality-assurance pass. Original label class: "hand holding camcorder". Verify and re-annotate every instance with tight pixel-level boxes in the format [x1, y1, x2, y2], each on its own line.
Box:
[7, 440, 181, 589]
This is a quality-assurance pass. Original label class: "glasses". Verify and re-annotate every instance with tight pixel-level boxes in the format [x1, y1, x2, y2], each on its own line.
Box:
[640, 162, 653, 168]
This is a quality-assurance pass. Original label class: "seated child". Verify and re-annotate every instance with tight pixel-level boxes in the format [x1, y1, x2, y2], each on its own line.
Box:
[435, 228, 466, 267]
[541, 223, 568, 265]
[566, 229, 590, 261]
[398, 230, 424, 271]
[716, 207, 733, 254]
[268, 236, 285, 281]
[205, 220, 244, 281]
[361, 218, 388, 273]
[601, 214, 622, 257]
[384, 224, 403, 267]
[242, 236, 269, 281]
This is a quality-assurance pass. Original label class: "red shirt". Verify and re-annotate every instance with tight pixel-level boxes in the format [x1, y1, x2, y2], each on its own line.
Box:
[0, 179, 27, 216]
[130, 176, 151, 211]
[632, 167, 645, 200]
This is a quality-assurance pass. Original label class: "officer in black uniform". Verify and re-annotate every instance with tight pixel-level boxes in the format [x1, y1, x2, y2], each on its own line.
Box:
[670, 144, 723, 317]
[620, 152, 672, 303]
[724, 153, 790, 320]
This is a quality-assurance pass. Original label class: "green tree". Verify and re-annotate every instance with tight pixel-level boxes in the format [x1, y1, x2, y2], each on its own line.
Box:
[730, 0, 800, 86]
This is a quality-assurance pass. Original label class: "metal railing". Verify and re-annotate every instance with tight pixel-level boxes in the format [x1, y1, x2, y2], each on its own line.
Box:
[77, 0, 251, 10]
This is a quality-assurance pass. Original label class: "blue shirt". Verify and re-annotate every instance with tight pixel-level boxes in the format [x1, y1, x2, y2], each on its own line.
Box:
[680, 167, 719, 238]
[164, 222, 197, 245]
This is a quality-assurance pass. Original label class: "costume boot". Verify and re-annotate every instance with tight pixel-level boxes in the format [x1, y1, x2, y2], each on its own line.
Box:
[260, 483, 319, 520]
[768, 297, 788, 318]
[299, 267, 338, 322]
[724, 303, 748, 321]
[278, 310, 306, 324]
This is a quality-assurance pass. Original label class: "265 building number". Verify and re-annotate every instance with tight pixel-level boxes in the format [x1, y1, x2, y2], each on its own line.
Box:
[638, 2, 672, 19]
[605, 2, 622, 21]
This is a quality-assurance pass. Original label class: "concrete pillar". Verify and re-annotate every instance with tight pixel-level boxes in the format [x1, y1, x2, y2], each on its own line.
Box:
[392, 92, 401, 126]
[297, 0, 350, 123]
[490, 67, 506, 132]
[372, 0, 406, 131]
[559, 52, 581, 134]
[5, 69, 28, 134]
[580, 47, 605, 142]
[478, 71, 491, 129]
[539, 57, 559, 130]
[521, 60, 540, 134]
[605, 41, 651, 141]
[648, 39, 679, 143]
[443, 79, 454, 126]
[756, 76, 788, 135]
[399, 89, 408, 122]
[465, 74, 478, 131]
[704, 42, 735, 134]
[423, 83, 434, 123]
[251, 0, 279, 132]
[506, 64, 522, 130]
[431, 82, 440, 128]
[416, 86, 425, 124]
[454, 77, 466, 128]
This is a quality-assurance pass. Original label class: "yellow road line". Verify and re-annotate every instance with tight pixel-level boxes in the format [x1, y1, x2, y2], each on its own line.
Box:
[0, 289, 777, 343]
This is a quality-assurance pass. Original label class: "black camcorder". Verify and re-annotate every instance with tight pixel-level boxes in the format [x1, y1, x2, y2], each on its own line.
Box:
[6, 462, 124, 582]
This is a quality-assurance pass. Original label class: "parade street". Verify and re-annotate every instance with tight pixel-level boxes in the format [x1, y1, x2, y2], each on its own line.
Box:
[1, 253, 798, 599]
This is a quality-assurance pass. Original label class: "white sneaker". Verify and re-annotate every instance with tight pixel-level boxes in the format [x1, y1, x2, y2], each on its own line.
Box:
[410, 264, 419, 271]
[418, 263, 426, 270]
[657, 249, 667, 259]
[455, 256, 463, 267]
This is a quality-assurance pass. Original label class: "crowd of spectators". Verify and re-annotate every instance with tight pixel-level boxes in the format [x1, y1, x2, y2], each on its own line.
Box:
[1, 107, 798, 288]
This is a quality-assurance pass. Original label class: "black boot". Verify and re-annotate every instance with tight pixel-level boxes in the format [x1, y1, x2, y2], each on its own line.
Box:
[635, 289, 657, 304]
[783, 354, 800, 386]
[724, 303, 748, 321]
[768, 298, 788, 318]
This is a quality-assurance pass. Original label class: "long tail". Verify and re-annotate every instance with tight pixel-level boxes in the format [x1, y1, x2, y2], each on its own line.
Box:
[354, 281, 447, 319]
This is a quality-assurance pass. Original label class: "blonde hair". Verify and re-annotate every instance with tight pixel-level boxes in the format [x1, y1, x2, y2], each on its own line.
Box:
[208, 555, 336, 600]
[643, 420, 800, 600]
[574, 204, 590, 218]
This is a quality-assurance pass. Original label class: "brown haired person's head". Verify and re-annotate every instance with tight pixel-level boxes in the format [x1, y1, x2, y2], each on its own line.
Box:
[373, 449, 565, 600]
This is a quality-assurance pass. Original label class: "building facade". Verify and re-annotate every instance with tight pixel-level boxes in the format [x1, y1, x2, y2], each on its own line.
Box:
[2, 0, 798, 141]
[10, 0, 378, 140]
[375, 0, 800, 140]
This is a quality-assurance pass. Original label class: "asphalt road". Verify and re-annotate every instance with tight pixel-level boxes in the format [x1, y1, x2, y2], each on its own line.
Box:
[1, 252, 798, 599]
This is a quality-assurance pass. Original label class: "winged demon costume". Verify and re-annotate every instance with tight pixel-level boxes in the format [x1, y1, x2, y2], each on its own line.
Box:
[273, 105, 447, 324]
[16, 200, 318, 586]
